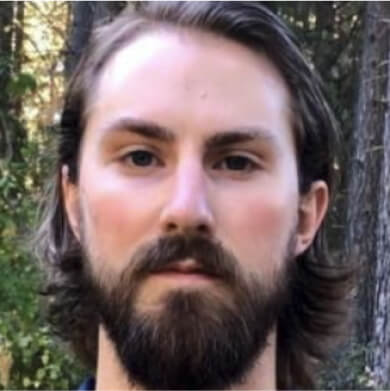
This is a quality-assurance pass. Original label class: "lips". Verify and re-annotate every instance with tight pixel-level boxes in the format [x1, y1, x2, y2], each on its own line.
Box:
[154, 259, 214, 277]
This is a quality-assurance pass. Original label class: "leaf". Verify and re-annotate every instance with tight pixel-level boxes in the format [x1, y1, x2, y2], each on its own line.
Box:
[23, 377, 31, 388]
[19, 335, 31, 348]
[36, 368, 45, 380]
[7, 73, 37, 98]
[41, 350, 49, 366]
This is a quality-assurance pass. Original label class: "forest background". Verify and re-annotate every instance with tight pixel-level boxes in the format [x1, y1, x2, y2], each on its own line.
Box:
[0, 2, 389, 389]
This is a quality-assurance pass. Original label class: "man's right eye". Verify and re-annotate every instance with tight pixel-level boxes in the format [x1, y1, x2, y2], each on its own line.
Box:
[120, 150, 160, 167]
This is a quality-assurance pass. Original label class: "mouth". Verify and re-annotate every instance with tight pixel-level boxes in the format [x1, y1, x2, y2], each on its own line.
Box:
[152, 259, 217, 283]
[160, 259, 205, 273]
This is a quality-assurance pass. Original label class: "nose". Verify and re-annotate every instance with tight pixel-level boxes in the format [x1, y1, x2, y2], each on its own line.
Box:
[159, 161, 215, 236]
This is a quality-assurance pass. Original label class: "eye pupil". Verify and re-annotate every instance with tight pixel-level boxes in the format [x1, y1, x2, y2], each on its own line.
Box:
[225, 156, 248, 170]
[131, 151, 153, 166]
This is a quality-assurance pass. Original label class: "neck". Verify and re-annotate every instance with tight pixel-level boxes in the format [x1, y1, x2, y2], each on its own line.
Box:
[96, 325, 277, 390]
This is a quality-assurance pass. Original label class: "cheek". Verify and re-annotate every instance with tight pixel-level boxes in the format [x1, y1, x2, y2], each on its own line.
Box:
[221, 187, 297, 273]
[241, 196, 291, 237]
[79, 169, 160, 271]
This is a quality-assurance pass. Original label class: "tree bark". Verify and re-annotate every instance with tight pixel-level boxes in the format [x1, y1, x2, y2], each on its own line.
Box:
[13, 1, 24, 117]
[346, 2, 390, 387]
[0, 1, 14, 161]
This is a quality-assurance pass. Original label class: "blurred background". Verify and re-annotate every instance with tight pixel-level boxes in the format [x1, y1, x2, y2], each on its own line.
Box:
[0, 2, 389, 389]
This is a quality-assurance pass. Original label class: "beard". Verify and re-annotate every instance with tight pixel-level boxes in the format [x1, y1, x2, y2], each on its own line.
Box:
[82, 232, 296, 390]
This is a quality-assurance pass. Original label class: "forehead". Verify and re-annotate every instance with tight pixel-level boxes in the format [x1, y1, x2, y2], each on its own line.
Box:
[86, 28, 293, 146]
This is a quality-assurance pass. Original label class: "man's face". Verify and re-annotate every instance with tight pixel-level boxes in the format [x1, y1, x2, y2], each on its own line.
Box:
[64, 29, 307, 388]
[79, 28, 300, 283]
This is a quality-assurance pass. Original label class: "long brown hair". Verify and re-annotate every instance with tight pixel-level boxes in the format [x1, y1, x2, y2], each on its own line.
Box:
[34, 2, 353, 389]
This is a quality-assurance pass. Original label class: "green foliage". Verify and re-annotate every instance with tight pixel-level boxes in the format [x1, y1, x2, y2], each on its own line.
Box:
[0, 313, 85, 390]
[319, 342, 377, 390]
[7, 73, 37, 98]
[0, 111, 86, 390]
[0, 3, 88, 387]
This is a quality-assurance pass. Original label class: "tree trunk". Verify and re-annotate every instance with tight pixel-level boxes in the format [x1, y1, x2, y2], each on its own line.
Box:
[65, 2, 125, 77]
[346, 2, 390, 387]
[10, 1, 26, 160]
[13, 1, 24, 117]
[0, 1, 14, 161]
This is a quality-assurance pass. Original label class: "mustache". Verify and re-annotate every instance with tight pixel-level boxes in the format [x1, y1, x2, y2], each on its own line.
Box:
[129, 233, 239, 283]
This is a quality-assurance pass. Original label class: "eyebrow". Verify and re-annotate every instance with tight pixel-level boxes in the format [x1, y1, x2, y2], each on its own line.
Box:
[101, 117, 175, 142]
[102, 116, 276, 148]
[205, 128, 275, 150]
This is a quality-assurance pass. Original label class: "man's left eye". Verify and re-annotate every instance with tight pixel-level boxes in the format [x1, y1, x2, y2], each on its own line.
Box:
[213, 155, 258, 171]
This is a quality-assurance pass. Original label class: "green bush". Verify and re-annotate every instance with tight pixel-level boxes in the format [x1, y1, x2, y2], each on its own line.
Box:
[0, 135, 87, 389]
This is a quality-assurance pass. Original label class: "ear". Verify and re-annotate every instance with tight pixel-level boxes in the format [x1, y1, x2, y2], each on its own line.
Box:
[295, 180, 329, 256]
[62, 165, 81, 241]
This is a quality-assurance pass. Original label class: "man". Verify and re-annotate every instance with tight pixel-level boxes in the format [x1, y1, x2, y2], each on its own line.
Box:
[35, 2, 352, 390]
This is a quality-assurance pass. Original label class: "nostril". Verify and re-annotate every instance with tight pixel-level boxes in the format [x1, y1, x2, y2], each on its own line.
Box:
[165, 222, 178, 232]
[197, 224, 209, 234]
[164, 221, 210, 235]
